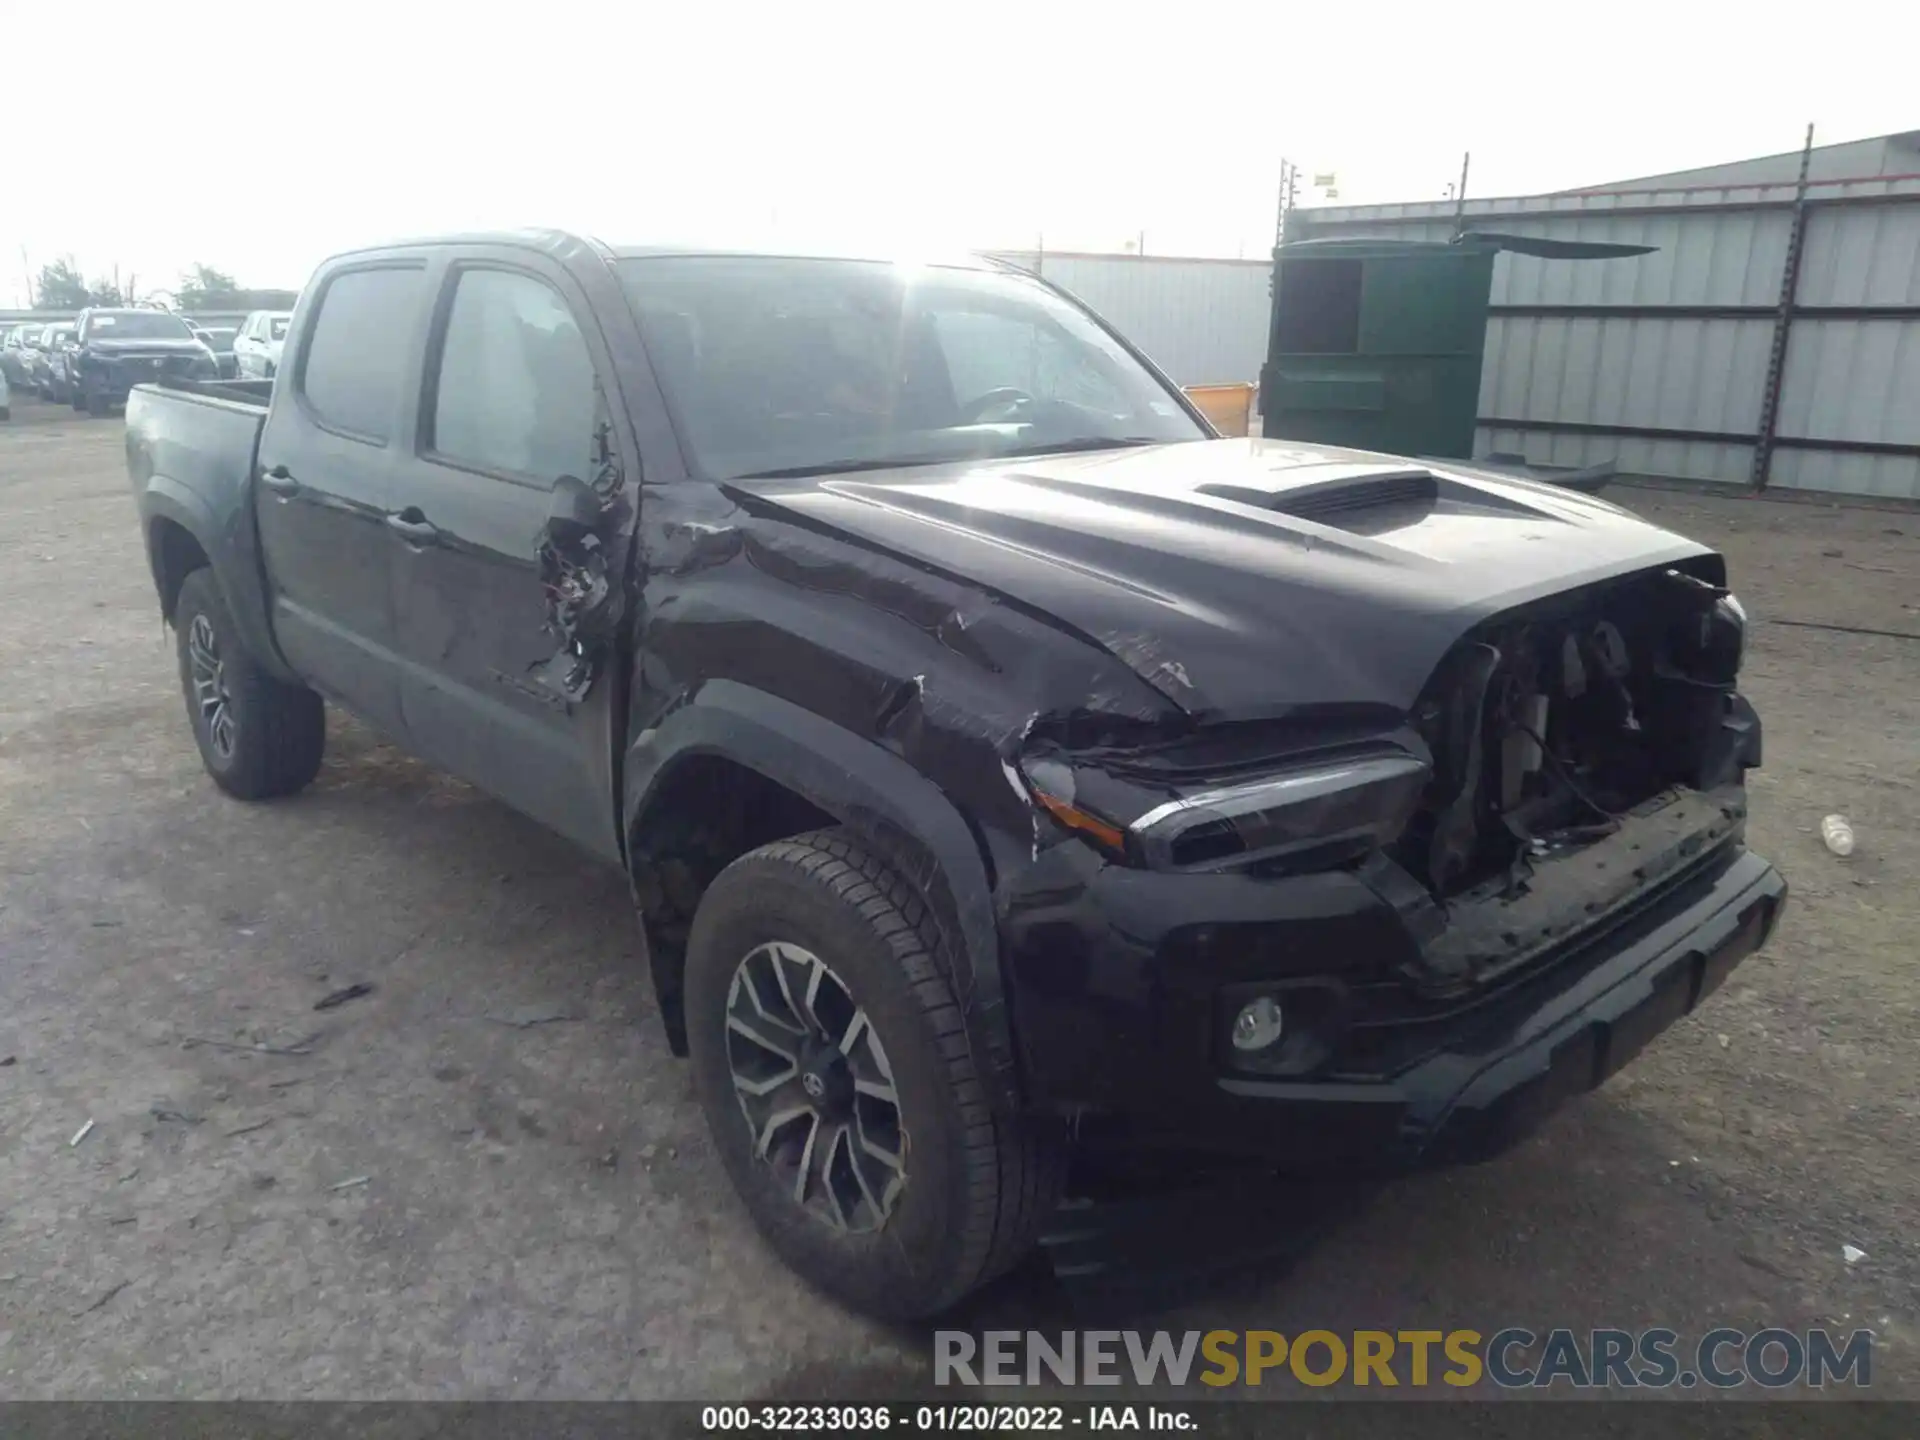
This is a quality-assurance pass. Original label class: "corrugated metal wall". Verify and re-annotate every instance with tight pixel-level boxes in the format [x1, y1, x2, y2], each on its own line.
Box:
[1288, 171, 1920, 500]
[989, 252, 1270, 388]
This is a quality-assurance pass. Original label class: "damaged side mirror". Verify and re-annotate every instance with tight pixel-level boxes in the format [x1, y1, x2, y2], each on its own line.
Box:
[545, 473, 604, 549]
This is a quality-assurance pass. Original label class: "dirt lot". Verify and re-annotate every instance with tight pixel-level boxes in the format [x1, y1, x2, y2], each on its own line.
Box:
[0, 394, 1915, 1400]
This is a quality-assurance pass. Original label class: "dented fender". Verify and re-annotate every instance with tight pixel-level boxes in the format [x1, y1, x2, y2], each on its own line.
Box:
[623, 679, 1023, 1111]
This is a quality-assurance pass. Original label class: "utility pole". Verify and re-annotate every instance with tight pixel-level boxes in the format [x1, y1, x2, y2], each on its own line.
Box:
[1451, 151, 1472, 237]
[1275, 160, 1300, 247]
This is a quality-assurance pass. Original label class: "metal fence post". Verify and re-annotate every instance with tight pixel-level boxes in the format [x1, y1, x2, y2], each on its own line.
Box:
[1750, 124, 1816, 491]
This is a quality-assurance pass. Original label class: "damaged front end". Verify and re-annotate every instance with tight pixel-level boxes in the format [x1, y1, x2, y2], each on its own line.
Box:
[1003, 557, 1777, 1166]
[1388, 559, 1760, 990]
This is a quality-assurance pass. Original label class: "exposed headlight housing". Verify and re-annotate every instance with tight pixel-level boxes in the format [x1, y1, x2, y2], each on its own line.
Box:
[1021, 749, 1429, 874]
[1130, 752, 1429, 872]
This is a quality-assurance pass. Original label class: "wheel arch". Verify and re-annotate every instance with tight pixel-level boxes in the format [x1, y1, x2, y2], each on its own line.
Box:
[139, 483, 297, 683]
[624, 680, 1021, 1112]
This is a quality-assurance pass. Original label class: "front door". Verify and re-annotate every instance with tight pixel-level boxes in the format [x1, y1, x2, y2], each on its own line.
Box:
[253, 262, 428, 737]
[385, 257, 638, 862]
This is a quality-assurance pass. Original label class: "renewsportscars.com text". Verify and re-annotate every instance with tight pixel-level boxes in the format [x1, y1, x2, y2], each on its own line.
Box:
[935, 1328, 1873, 1390]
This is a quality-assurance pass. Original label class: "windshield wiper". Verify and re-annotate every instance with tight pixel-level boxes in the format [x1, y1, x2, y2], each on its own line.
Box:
[733, 437, 1161, 481]
[732, 455, 956, 480]
[990, 436, 1162, 459]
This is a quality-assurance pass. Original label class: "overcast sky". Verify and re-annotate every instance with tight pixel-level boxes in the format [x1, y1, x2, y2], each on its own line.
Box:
[4, 0, 1913, 306]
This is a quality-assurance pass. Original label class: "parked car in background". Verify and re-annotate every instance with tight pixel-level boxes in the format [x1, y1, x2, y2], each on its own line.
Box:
[66, 309, 217, 416]
[22, 324, 74, 398]
[1, 324, 41, 389]
[233, 310, 291, 377]
[40, 325, 78, 403]
[190, 324, 240, 378]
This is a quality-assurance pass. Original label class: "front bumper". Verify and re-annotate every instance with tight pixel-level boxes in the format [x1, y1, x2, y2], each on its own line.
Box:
[80, 356, 209, 402]
[1003, 840, 1785, 1174]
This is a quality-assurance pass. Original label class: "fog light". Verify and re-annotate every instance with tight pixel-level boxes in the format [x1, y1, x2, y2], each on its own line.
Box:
[1230, 995, 1285, 1052]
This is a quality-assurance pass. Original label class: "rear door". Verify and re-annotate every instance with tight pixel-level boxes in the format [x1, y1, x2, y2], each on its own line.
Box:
[384, 250, 637, 861]
[254, 262, 429, 737]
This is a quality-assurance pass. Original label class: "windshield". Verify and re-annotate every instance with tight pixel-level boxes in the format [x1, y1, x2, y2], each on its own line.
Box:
[86, 311, 192, 341]
[268, 316, 290, 339]
[200, 327, 237, 350]
[616, 256, 1204, 480]
[45, 326, 74, 345]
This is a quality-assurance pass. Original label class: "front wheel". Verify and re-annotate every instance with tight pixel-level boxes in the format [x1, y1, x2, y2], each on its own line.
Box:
[173, 567, 326, 799]
[684, 830, 1064, 1320]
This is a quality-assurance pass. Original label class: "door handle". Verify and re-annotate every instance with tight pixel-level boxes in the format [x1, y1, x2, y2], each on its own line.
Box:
[259, 465, 299, 496]
[385, 510, 438, 545]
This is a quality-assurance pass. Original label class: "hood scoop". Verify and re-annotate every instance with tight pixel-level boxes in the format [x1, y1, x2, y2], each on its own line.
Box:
[1199, 466, 1439, 530]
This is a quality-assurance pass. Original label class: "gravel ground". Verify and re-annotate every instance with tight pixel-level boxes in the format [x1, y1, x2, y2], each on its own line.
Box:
[0, 395, 1914, 1400]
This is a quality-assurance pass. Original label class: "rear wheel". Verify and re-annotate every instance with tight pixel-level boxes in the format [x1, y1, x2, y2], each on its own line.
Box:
[173, 567, 325, 799]
[684, 830, 1064, 1319]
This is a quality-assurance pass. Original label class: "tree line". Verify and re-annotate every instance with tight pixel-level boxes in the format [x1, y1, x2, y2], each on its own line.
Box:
[27, 259, 296, 313]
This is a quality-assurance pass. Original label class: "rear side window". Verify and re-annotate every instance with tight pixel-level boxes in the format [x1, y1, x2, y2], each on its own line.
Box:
[428, 268, 595, 482]
[300, 267, 424, 441]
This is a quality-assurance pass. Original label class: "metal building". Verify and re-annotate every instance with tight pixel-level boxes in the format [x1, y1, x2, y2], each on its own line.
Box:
[989, 251, 1271, 390]
[1286, 131, 1920, 500]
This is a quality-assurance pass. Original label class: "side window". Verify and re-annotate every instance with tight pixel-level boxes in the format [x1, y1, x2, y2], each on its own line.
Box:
[428, 269, 595, 482]
[300, 267, 423, 441]
[933, 310, 1131, 416]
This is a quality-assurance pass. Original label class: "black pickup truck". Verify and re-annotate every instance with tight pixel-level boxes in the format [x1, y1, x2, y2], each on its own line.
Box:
[69, 308, 221, 414]
[125, 231, 1785, 1319]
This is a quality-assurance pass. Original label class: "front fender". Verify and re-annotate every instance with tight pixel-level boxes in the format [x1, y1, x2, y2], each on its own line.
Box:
[624, 679, 1021, 1113]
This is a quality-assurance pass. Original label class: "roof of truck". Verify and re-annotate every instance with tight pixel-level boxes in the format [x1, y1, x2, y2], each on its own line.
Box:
[610, 241, 1001, 270]
[320, 229, 1006, 275]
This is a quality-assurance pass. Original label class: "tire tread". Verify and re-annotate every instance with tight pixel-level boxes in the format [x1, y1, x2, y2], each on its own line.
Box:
[736, 829, 1064, 1311]
[175, 567, 325, 800]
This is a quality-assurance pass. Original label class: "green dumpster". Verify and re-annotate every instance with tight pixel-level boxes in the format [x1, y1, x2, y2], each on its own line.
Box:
[1259, 233, 1652, 462]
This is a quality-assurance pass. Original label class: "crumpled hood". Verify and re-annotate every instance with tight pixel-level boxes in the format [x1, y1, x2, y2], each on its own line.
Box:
[726, 438, 1715, 723]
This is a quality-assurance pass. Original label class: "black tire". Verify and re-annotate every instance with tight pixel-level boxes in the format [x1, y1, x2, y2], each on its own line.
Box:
[685, 829, 1064, 1320]
[173, 567, 325, 799]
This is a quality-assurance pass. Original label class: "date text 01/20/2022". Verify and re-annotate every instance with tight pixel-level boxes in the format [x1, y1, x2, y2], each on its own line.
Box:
[701, 1405, 1192, 1431]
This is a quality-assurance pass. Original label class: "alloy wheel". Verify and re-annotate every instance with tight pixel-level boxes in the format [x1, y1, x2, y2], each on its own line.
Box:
[724, 941, 907, 1233]
[187, 613, 236, 759]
